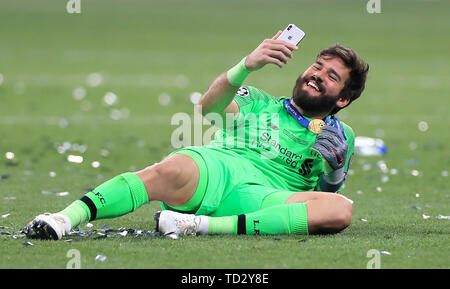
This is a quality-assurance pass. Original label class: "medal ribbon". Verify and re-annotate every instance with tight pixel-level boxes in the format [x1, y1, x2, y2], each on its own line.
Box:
[283, 98, 346, 139]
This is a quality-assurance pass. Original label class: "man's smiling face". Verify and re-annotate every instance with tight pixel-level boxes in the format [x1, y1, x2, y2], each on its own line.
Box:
[292, 55, 351, 116]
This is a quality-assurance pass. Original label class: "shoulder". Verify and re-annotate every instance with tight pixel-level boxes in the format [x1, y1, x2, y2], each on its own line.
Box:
[340, 121, 354, 136]
[339, 120, 355, 145]
[234, 86, 282, 113]
[236, 86, 279, 102]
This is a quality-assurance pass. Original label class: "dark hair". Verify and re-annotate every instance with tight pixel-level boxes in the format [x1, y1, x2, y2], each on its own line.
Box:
[317, 44, 369, 115]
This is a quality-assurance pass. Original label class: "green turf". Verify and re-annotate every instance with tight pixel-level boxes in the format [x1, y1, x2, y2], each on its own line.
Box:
[0, 0, 449, 269]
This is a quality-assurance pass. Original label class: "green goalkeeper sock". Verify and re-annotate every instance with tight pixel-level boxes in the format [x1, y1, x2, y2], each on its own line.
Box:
[58, 172, 149, 228]
[207, 203, 308, 235]
[58, 200, 90, 228]
[208, 215, 238, 234]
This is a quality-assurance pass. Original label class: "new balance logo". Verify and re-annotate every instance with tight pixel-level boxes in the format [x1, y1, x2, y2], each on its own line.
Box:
[331, 147, 344, 164]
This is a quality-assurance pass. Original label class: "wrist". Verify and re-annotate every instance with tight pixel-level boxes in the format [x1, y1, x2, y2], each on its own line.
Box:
[322, 159, 334, 174]
[227, 57, 252, 87]
[318, 166, 345, 193]
[322, 166, 345, 185]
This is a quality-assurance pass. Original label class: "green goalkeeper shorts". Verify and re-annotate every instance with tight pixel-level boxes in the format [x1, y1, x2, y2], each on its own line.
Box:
[160, 146, 297, 217]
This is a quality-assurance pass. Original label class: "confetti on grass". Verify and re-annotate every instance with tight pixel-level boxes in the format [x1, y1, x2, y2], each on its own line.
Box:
[95, 255, 107, 262]
[67, 226, 159, 239]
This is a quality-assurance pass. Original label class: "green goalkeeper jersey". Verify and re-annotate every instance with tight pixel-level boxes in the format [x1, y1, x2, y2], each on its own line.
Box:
[207, 85, 355, 192]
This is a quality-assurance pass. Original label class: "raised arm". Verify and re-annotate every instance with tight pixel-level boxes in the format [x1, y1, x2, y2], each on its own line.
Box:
[197, 30, 298, 117]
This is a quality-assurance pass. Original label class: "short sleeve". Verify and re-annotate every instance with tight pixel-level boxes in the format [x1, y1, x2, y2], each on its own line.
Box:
[233, 86, 276, 116]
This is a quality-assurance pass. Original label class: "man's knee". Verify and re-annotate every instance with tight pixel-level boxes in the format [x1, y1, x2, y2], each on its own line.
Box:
[306, 193, 353, 234]
[332, 195, 353, 231]
[136, 154, 199, 206]
[332, 196, 353, 230]
[151, 162, 186, 190]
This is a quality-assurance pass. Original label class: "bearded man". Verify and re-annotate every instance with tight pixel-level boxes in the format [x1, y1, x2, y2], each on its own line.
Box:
[24, 30, 369, 239]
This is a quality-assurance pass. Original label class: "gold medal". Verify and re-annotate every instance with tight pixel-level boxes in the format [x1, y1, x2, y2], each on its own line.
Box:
[308, 119, 325, 134]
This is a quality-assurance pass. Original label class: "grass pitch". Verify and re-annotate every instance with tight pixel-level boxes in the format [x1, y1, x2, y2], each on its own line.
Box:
[0, 0, 449, 269]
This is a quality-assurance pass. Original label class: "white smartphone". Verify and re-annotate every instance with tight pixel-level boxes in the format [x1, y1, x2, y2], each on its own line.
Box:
[276, 24, 306, 46]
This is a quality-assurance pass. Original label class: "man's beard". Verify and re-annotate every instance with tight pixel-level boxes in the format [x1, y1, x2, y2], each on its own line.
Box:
[292, 74, 339, 116]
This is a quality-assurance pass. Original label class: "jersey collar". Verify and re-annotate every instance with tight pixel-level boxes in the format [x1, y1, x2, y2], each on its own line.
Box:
[283, 98, 346, 139]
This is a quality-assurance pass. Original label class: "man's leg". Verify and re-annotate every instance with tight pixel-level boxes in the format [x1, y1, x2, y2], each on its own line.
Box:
[135, 153, 200, 206]
[285, 191, 353, 234]
[209, 191, 353, 235]
[157, 191, 353, 236]
[25, 153, 200, 239]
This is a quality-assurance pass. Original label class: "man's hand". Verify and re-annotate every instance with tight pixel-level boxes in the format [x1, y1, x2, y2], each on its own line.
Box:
[245, 30, 298, 70]
[311, 125, 348, 171]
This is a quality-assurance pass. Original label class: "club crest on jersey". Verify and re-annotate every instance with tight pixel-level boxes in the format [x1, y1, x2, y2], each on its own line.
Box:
[237, 87, 249, 97]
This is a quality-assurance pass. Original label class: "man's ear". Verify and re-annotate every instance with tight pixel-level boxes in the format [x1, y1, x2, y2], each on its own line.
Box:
[336, 97, 350, 108]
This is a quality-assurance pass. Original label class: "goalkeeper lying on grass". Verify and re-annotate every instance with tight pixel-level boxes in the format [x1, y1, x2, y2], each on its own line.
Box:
[24, 30, 369, 239]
